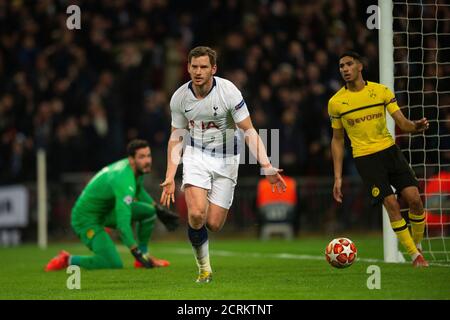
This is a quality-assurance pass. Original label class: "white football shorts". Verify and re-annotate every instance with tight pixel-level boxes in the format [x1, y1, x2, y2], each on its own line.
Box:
[181, 145, 239, 209]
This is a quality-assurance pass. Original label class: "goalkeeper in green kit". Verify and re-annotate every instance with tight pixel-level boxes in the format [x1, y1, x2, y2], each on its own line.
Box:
[45, 139, 180, 271]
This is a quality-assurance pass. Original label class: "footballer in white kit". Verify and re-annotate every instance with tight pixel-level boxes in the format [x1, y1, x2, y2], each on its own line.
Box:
[170, 76, 249, 209]
[160, 46, 286, 283]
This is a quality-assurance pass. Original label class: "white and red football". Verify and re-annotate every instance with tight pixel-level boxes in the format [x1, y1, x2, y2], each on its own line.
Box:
[325, 237, 357, 268]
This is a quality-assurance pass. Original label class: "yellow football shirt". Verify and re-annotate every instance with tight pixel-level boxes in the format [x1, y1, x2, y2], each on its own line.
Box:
[328, 81, 400, 158]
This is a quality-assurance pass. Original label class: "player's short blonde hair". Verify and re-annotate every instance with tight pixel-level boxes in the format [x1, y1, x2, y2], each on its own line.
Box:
[188, 46, 217, 66]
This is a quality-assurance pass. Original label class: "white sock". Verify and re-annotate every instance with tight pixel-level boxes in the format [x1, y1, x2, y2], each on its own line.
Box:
[192, 240, 212, 273]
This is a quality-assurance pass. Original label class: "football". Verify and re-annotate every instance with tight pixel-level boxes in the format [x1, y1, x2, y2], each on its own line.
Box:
[325, 237, 357, 268]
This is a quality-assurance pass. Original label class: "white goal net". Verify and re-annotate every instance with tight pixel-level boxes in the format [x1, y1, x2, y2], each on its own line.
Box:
[392, 0, 450, 263]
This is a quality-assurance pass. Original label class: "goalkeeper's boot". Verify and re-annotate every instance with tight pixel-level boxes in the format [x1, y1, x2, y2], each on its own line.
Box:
[412, 254, 429, 268]
[134, 255, 170, 268]
[196, 270, 212, 283]
[45, 250, 70, 272]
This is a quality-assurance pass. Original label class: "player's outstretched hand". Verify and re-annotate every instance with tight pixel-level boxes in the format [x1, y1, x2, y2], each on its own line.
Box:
[154, 203, 180, 231]
[333, 177, 343, 203]
[160, 178, 175, 208]
[414, 118, 429, 132]
[130, 247, 154, 268]
[262, 166, 287, 193]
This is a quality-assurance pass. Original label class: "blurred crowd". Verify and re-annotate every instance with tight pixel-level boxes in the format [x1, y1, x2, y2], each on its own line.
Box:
[0, 0, 448, 184]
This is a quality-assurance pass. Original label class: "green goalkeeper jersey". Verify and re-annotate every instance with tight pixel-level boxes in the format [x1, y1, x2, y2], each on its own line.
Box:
[71, 158, 154, 248]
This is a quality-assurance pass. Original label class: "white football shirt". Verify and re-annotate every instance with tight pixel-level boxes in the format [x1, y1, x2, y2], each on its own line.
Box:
[170, 76, 250, 156]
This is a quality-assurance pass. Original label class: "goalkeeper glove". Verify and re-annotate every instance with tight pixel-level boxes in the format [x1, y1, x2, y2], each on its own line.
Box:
[155, 203, 180, 231]
[130, 247, 154, 268]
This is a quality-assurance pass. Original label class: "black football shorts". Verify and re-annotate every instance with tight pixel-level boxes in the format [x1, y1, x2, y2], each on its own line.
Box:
[354, 145, 419, 205]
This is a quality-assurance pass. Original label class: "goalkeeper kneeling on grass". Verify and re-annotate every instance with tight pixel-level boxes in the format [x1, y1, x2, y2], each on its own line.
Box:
[45, 139, 180, 271]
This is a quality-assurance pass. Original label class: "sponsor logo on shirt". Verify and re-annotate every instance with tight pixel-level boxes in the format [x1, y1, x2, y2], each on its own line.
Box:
[123, 195, 133, 205]
[189, 120, 219, 131]
[346, 112, 383, 126]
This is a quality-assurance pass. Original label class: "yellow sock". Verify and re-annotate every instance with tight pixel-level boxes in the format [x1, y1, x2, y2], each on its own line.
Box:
[409, 211, 425, 247]
[391, 218, 419, 257]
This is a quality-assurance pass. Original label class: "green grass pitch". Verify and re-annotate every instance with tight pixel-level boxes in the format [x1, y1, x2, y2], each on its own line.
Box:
[0, 236, 449, 300]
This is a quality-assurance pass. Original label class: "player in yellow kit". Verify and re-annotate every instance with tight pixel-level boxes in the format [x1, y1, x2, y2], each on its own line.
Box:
[328, 51, 430, 267]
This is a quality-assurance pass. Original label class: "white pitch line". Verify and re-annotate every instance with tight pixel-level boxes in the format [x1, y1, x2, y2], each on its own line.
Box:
[163, 248, 450, 268]
[117, 246, 450, 267]
[168, 248, 382, 263]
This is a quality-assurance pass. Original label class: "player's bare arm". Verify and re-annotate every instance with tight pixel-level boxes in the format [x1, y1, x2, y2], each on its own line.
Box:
[331, 128, 345, 203]
[236, 116, 287, 193]
[160, 126, 185, 207]
[391, 110, 429, 133]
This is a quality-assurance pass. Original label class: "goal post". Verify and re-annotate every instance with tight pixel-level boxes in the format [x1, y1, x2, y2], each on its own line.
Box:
[37, 148, 48, 249]
[383, 0, 450, 264]
[379, 0, 405, 263]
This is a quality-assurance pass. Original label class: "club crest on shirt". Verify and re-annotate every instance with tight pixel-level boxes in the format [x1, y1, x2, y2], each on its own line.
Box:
[86, 229, 95, 239]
